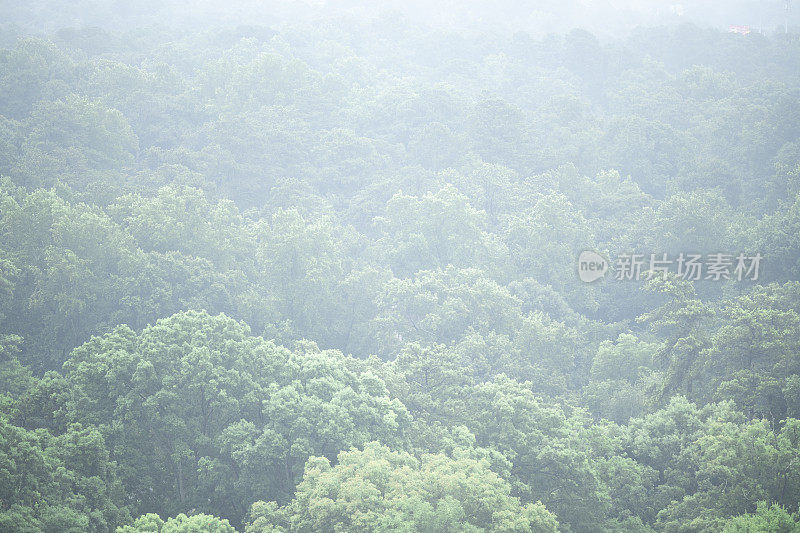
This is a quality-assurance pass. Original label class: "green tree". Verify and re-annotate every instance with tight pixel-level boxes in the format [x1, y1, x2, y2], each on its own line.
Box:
[721, 502, 800, 533]
[62, 311, 410, 527]
[246, 442, 560, 533]
[0, 416, 131, 532]
[119, 513, 237, 533]
[637, 274, 712, 401]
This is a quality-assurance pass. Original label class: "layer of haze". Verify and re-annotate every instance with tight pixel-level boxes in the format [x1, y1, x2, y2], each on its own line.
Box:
[1, 0, 798, 38]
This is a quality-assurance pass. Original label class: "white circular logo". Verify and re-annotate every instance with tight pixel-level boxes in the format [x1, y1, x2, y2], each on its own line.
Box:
[577, 250, 608, 282]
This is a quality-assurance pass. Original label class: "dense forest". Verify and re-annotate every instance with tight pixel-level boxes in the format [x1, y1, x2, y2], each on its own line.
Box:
[2, 2, 800, 532]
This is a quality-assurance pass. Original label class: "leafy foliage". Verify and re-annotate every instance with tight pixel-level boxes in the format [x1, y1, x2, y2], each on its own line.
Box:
[0, 10, 799, 533]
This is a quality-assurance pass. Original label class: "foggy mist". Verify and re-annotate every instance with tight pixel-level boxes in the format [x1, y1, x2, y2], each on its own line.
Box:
[1, 1, 800, 532]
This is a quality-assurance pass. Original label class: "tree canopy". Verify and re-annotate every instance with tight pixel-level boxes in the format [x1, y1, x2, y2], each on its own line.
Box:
[1, 4, 800, 532]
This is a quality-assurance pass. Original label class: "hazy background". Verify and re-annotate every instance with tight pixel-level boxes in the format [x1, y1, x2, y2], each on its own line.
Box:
[1, 0, 798, 38]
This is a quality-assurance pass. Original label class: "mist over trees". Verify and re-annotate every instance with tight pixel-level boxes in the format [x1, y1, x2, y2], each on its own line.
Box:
[2, 0, 800, 37]
[2, 1, 800, 532]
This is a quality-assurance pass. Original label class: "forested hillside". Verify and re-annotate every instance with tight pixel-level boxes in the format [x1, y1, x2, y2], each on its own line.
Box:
[2, 7, 800, 532]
